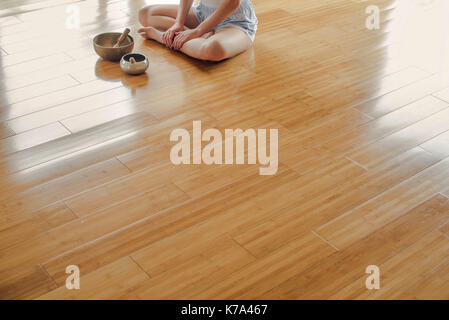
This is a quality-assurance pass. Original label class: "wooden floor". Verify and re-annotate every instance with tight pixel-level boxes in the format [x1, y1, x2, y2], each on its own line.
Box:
[1, 0, 449, 300]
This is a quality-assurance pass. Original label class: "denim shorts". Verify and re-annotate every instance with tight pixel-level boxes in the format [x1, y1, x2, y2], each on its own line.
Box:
[193, 0, 258, 42]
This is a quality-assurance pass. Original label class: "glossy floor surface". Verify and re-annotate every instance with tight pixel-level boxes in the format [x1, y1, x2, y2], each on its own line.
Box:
[1, 0, 449, 299]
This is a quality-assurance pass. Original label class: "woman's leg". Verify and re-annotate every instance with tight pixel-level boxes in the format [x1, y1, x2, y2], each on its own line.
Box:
[140, 26, 251, 61]
[180, 27, 252, 61]
[138, 4, 210, 46]
[139, 5, 252, 62]
[138, 4, 199, 31]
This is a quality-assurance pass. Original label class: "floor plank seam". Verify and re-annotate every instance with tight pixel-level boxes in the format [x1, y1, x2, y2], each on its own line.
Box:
[59, 163, 154, 204]
[0, 122, 73, 156]
[1, 81, 79, 113]
[326, 103, 449, 157]
[351, 107, 374, 120]
[1, 152, 131, 200]
[55, 93, 139, 125]
[114, 155, 133, 173]
[344, 152, 449, 209]
[264, 225, 446, 300]
[67, 73, 82, 86]
[188, 253, 260, 300]
[0, 164, 135, 226]
[171, 168, 259, 199]
[58, 120, 74, 135]
[311, 230, 339, 251]
[38, 263, 58, 289]
[2, 118, 140, 175]
[417, 128, 449, 152]
[412, 65, 437, 76]
[0, 217, 83, 252]
[231, 238, 258, 259]
[3, 70, 73, 93]
[39, 189, 198, 267]
[4, 82, 124, 124]
[2, 50, 76, 78]
[417, 145, 436, 157]
[128, 255, 152, 280]
[61, 182, 176, 221]
[348, 71, 435, 111]
[63, 201, 80, 219]
[430, 92, 449, 103]
[431, 93, 449, 104]
[5, 121, 15, 136]
[318, 191, 443, 251]
[353, 80, 441, 119]
[344, 156, 369, 171]
[313, 99, 449, 162]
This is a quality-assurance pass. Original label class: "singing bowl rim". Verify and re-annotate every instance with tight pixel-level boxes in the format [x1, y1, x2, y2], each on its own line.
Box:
[93, 32, 134, 49]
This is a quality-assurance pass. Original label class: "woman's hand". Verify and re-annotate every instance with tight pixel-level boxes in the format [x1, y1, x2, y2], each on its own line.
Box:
[162, 23, 184, 48]
[172, 28, 201, 50]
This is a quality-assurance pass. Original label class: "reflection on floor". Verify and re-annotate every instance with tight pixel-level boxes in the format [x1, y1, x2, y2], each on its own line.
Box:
[0, 0, 449, 299]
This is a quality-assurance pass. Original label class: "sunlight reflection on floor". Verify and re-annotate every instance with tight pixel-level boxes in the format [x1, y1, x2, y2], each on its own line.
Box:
[388, 0, 449, 72]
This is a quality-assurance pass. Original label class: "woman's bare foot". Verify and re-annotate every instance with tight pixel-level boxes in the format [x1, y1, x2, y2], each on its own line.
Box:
[138, 26, 160, 40]
[139, 26, 215, 50]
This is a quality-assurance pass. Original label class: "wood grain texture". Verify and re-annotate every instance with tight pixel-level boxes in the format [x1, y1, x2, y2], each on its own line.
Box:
[263, 193, 449, 299]
[37, 257, 150, 300]
[315, 157, 449, 249]
[398, 260, 449, 300]
[330, 230, 449, 299]
[0, 0, 449, 299]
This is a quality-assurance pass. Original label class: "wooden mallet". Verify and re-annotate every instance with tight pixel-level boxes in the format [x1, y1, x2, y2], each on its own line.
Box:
[113, 28, 131, 48]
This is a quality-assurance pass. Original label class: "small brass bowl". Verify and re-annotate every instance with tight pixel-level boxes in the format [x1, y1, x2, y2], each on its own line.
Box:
[93, 32, 134, 62]
[120, 53, 149, 75]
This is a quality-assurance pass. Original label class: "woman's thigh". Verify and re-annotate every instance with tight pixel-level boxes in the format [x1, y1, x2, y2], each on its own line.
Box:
[210, 27, 252, 58]
[140, 4, 199, 29]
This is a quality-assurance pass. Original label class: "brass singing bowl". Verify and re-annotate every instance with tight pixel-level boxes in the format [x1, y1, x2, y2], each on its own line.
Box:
[120, 53, 149, 75]
[93, 32, 134, 62]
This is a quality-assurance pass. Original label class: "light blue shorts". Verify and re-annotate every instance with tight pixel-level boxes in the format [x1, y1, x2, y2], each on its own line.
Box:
[193, 0, 258, 42]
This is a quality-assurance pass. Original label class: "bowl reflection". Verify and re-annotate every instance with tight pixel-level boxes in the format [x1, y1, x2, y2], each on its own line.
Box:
[95, 58, 149, 94]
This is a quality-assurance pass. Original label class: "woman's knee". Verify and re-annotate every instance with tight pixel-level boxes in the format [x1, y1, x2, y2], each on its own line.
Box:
[200, 39, 227, 62]
[139, 5, 157, 26]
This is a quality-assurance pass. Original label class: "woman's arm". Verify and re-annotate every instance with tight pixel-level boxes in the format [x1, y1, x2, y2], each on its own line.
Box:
[175, 0, 195, 26]
[172, 0, 241, 50]
[196, 0, 241, 35]
[163, 0, 195, 47]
